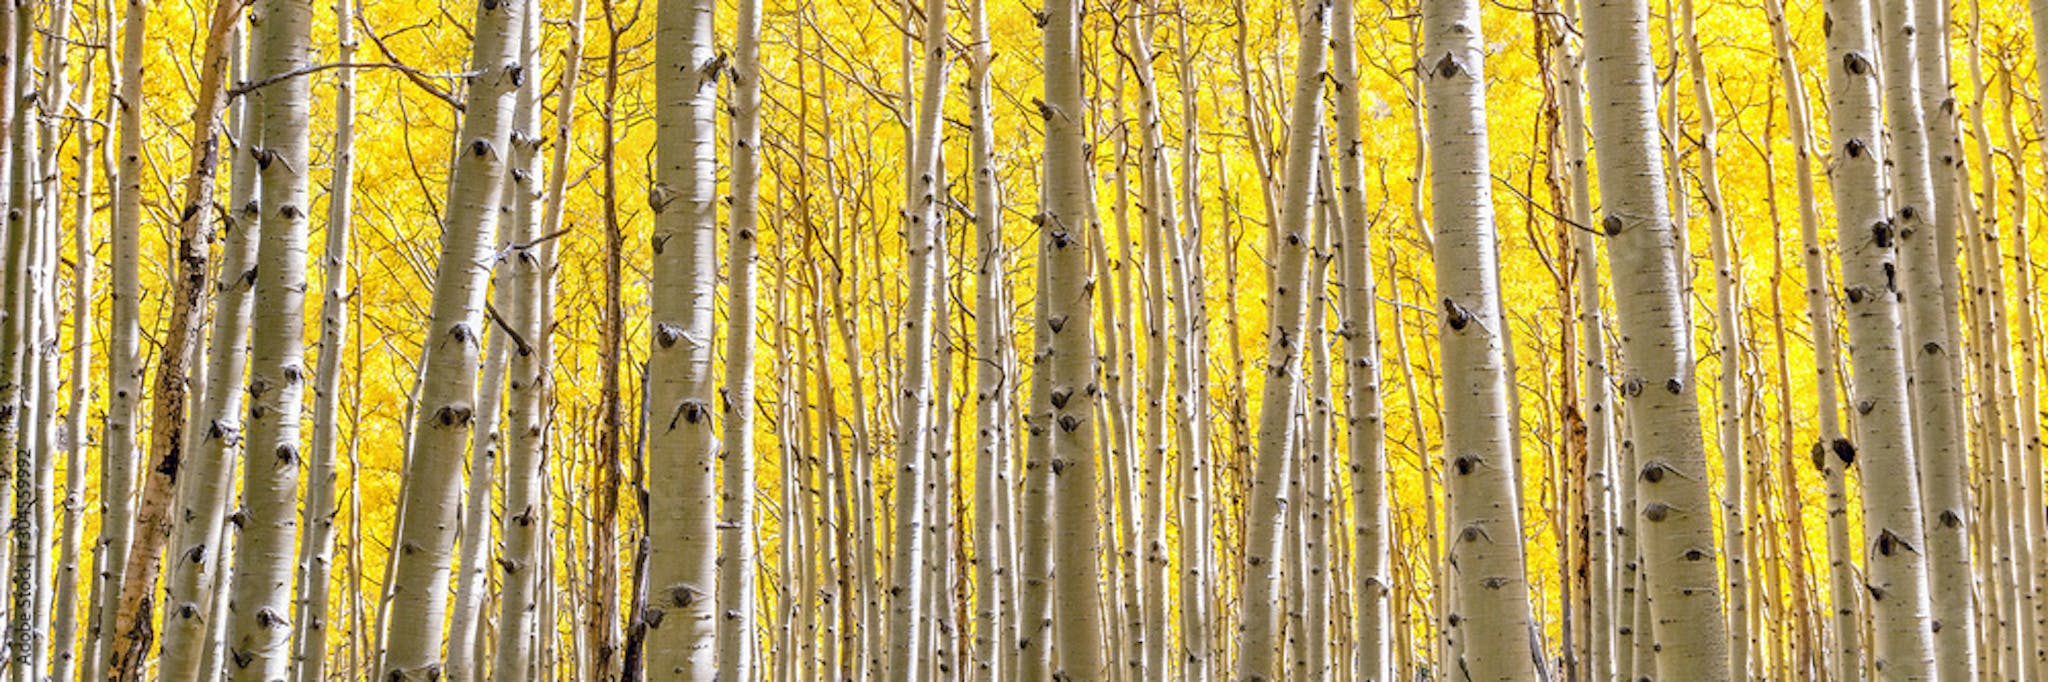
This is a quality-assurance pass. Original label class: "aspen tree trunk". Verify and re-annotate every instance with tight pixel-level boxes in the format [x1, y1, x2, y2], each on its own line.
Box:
[100, 1, 244, 677]
[882, 0, 948, 671]
[91, 0, 143, 674]
[1678, 6, 1751, 675]
[968, 0, 1009, 670]
[36, 2, 80, 673]
[1870, 0, 1964, 669]
[1331, 0, 1390, 671]
[1419, 0, 1542, 673]
[217, 0, 317, 676]
[1997, 65, 2046, 677]
[1552, 5, 1615, 673]
[1173, 14, 1213, 679]
[1912, 0, 1978, 670]
[375, 0, 528, 677]
[1124, 6, 1178, 677]
[1232, 2, 1327, 677]
[0, 7, 33, 677]
[640, 0, 721, 670]
[1819, 0, 1941, 670]
[1579, 0, 1732, 671]
[715, 0, 765, 668]
[288, 0, 359, 677]
[443, 7, 539, 670]
[157, 34, 266, 681]
[53, 52, 98, 682]
[1760, 0, 1862, 674]
[489, 3, 577, 679]
[1037, 0, 1106, 668]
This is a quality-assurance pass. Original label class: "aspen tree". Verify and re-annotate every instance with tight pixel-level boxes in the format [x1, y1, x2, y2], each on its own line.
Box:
[1331, 0, 1391, 670]
[882, 0, 948, 670]
[1817, 0, 1941, 669]
[1759, 0, 1862, 674]
[1233, 1, 1328, 676]
[0, 6, 33, 677]
[53, 42, 98, 682]
[968, 0, 1010, 670]
[1419, 0, 1543, 672]
[157, 29, 267, 681]
[1913, 0, 1979, 668]
[492, 2, 575, 659]
[1172, 14, 1214, 681]
[1678, 4, 1750, 674]
[1123, 5, 1178, 676]
[288, 0, 359, 676]
[716, 0, 765, 666]
[374, 0, 529, 676]
[91, 0, 142, 673]
[216, 0, 318, 677]
[1579, 0, 1732, 670]
[1995, 64, 2045, 676]
[1552, 3, 1615, 672]
[640, 0, 721, 669]
[1037, 0, 1107, 668]
[1869, 0, 1961, 669]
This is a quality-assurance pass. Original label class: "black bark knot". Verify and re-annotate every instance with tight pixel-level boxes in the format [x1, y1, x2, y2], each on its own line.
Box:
[1639, 461, 1668, 483]
[1441, 298, 1472, 331]
[1871, 220, 1894, 248]
[1833, 438, 1857, 467]
[1602, 214, 1623, 236]
[655, 322, 685, 348]
[1049, 388, 1072, 409]
[1434, 51, 1462, 78]
[435, 402, 476, 427]
[1642, 502, 1671, 522]
[1056, 414, 1083, 433]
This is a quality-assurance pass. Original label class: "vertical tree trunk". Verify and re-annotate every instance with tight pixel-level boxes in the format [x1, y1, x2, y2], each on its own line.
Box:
[157, 22, 267, 679]
[1172, 13, 1213, 680]
[53, 45, 98, 682]
[1678, 5, 1751, 675]
[0, 6, 33, 677]
[715, 0, 765, 668]
[218, 0, 316, 676]
[641, 0, 721, 671]
[91, 0, 140, 675]
[494, 1, 581, 678]
[288, 0, 358, 677]
[374, 0, 529, 676]
[1552, 3, 1615, 674]
[1579, 0, 1732, 672]
[1819, 0, 1941, 670]
[1232, 2, 1326, 677]
[967, 0, 1009, 672]
[1420, 0, 1543, 673]
[1330, 0, 1390, 672]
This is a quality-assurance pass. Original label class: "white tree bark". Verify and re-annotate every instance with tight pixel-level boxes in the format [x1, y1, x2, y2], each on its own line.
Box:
[1, 9, 37, 676]
[287, 0, 357, 678]
[1420, 0, 1542, 674]
[1332, 0, 1389, 675]
[53, 43, 97, 682]
[1233, 2, 1326, 677]
[642, 0, 721, 671]
[91, 0, 144, 674]
[1579, 0, 1732, 672]
[219, 0, 316, 676]
[967, 0, 1010, 673]
[715, 0, 764, 669]
[1819, 0, 1940, 671]
[493, 2, 578, 680]
[374, 0, 528, 677]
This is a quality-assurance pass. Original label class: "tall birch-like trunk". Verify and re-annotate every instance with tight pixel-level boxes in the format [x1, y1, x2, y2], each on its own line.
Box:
[641, 0, 721, 671]
[91, 0, 143, 674]
[1125, 5, 1177, 677]
[1552, 4, 1614, 673]
[715, 0, 764, 669]
[1819, 0, 1941, 670]
[1331, 0, 1390, 673]
[157, 24, 267, 679]
[374, 0, 528, 677]
[1233, 2, 1327, 677]
[219, 0, 316, 676]
[53, 48, 98, 682]
[1871, 0, 1950, 670]
[0, 8, 33, 677]
[1420, 0, 1541, 674]
[495, 2, 580, 679]
[967, 0, 1009, 672]
[288, 0, 358, 677]
[1579, 0, 1731, 671]
[1913, 0, 1978, 670]
[1678, 5, 1750, 674]
[1038, 0, 1106, 668]
[881, 0, 947, 672]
